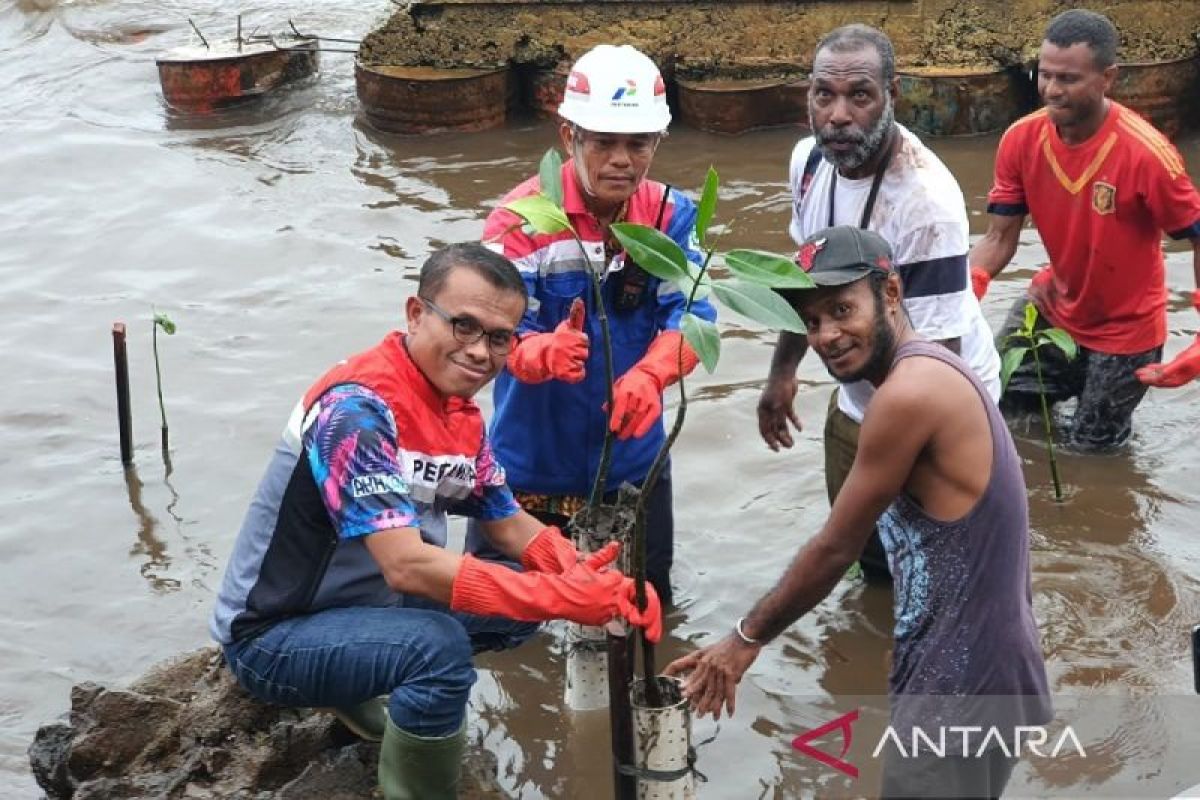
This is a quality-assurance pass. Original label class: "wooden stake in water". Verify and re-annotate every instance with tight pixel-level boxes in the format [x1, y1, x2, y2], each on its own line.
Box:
[112, 323, 133, 465]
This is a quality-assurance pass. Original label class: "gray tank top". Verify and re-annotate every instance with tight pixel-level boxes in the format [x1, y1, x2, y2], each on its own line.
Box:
[878, 341, 1051, 733]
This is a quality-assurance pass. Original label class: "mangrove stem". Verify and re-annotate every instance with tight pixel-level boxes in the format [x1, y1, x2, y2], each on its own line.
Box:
[1032, 344, 1063, 501]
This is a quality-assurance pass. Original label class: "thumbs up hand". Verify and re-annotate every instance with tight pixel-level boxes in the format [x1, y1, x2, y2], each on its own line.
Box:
[506, 297, 590, 384]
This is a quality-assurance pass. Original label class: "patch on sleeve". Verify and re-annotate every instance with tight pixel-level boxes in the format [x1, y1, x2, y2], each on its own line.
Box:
[350, 473, 409, 498]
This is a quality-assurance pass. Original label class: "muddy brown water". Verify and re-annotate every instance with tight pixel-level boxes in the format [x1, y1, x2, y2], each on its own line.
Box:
[3, 2, 1200, 798]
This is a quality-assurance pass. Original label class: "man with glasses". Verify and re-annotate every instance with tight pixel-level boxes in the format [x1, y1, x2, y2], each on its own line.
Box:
[477, 44, 717, 609]
[210, 243, 661, 800]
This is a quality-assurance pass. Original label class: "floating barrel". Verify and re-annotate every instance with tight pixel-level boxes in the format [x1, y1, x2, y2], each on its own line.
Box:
[675, 75, 809, 135]
[156, 41, 319, 113]
[895, 66, 1031, 136]
[355, 64, 513, 134]
[1109, 55, 1199, 138]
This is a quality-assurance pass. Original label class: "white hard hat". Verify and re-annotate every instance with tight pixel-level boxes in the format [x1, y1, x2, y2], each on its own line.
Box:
[557, 44, 671, 134]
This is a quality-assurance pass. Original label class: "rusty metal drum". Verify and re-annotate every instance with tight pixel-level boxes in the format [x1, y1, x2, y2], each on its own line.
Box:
[355, 64, 513, 134]
[156, 40, 319, 113]
[675, 75, 809, 135]
[1109, 55, 1200, 138]
[895, 66, 1032, 136]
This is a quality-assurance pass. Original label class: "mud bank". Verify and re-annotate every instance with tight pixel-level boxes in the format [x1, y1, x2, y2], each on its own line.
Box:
[28, 648, 506, 800]
[359, 0, 1200, 73]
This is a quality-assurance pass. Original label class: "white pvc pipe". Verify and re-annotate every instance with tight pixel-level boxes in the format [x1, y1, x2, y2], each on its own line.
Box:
[632, 676, 694, 800]
[563, 623, 609, 710]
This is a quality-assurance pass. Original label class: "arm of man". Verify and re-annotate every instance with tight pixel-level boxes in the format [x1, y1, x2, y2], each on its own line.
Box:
[665, 375, 936, 718]
[969, 121, 1030, 297]
[969, 213, 1024, 282]
[757, 330, 808, 450]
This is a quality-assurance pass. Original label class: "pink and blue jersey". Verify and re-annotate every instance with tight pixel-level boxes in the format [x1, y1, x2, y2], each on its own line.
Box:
[210, 333, 518, 645]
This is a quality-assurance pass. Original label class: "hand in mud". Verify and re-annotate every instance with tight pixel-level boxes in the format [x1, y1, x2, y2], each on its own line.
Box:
[1136, 334, 1200, 388]
[663, 633, 761, 720]
[757, 374, 801, 451]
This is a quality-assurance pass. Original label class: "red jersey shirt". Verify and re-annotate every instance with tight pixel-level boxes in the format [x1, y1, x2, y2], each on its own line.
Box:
[987, 102, 1200, 354]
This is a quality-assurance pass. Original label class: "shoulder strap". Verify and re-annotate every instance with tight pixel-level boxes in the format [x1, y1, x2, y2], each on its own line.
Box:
[798, 144, 824, 203]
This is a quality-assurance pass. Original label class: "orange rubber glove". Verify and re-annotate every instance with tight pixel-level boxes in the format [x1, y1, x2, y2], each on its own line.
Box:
[1136, 334, 1200, 388]
[610, 330, 700, 440]
[519, 526, 622, 574]
[451, 552, 662, 642]
[506, 297, 588, 384]
[970, 266, 992, 300]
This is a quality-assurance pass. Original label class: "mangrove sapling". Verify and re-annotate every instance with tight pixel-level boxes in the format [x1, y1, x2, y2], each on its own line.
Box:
[999, 302, 1077, 501]
[611, 166, 813, 700]
[501, 149, 619, 511]
[152, 311, 177, 458]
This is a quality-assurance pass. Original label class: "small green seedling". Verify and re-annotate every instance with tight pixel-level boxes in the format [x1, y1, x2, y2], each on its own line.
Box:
[1000, 302, 1077, 501]
[153, 311, 177, 456]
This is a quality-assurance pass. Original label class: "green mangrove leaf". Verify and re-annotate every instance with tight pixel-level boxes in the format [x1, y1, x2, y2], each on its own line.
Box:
[1022, 302, 1038, 335]
[724, 249, 815, 288]
[154, 312, 177, 335]
[1000, 345, 1028, 393]
[695, 166, 719, 248]
[610, 222, 690, 284]
[505, 195, 571, 235]
[1038, 328, 1078, 361]
[538, 148, 564, 208]
[682, 312, 720, 373]
[712, 279, 807, 334]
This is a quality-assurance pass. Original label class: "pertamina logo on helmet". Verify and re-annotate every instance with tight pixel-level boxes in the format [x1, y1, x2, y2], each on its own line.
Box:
[611, 79, 638, 103]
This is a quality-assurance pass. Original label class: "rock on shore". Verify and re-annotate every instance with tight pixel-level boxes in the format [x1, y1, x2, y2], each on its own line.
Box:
[28, 647, 507, 799]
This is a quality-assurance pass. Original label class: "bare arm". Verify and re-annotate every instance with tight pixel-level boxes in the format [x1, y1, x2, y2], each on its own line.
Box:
[365, 527, 462, 604]
[666, 375, 935, 717]
[968, 213, 1025, 280]
[757, 331, 809, 450]
[743, 378, 932, 642]
[477, 509, 547, 562]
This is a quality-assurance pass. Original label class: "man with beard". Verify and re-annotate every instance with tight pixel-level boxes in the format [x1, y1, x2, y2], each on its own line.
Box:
[757, 24, 999, 582]
[668, 227, 1051, 799]
[971, 9, 1200, 449]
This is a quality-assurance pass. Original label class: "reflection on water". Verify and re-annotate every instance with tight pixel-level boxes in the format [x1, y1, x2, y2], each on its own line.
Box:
[2, 0, 1200, 796]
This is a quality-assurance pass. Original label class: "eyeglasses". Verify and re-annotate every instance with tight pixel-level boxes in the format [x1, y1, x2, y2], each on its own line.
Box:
[419, 297, 517, 355]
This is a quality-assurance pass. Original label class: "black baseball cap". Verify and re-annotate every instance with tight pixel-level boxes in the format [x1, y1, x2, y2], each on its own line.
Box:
[793, 225, 895, 287]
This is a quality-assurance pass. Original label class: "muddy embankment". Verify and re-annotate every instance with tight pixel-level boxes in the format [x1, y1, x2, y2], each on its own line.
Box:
[28, 648, 506, 800]
[359, 0, 1200, 76]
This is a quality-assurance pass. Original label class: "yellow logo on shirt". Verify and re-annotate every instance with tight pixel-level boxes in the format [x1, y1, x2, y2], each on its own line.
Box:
[1092, 181, 1116, 215]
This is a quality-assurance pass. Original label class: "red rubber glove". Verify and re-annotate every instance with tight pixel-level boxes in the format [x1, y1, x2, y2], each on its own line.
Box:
[610, 330, 700, 440]
[519, 526, 622, 574]
[506, 297, 588, 384]
[1136, 334, 1200, 388]
[451, 553, 663, 642]
[970, 266, 992, 300]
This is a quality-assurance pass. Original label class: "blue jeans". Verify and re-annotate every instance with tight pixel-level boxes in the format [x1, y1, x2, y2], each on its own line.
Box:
[223, 601, 537, 737]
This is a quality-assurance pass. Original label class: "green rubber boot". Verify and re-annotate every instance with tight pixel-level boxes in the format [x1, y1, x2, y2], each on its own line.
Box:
[378, 716, 466, 800]
[330, 696, 387, 742]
